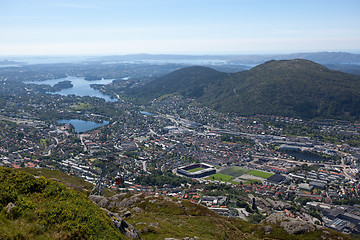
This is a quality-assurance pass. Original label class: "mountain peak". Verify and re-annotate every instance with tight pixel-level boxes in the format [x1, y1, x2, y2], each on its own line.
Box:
[128, 60, 360, 120]
[251, 59, 330, 72]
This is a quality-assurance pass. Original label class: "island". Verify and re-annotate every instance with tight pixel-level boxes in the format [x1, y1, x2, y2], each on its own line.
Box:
[50, 80, 73, 92]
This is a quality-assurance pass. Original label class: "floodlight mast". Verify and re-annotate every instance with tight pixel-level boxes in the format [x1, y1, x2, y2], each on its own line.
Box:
[90, 151, 125, 196]
[90, 156, 110, 196]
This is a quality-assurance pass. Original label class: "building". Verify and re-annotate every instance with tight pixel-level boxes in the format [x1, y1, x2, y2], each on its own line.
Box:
[309, 181, 326, 189]
[299, 183, 313, 191]
[176, 163, 216, 178]
[266, 174, 286, 184]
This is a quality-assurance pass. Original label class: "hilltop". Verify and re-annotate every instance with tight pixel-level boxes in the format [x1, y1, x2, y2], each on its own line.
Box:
[127, 59, 360, 120]
[127, 66, 228, 102]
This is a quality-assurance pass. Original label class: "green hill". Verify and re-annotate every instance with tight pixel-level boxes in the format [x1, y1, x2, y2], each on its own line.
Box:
[203, 59, 360, 119]
[127, 59, 360, 120]
[127, 66, 228, 102]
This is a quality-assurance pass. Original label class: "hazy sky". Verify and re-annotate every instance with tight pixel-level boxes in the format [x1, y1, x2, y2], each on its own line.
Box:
[1, 0, 359, 55]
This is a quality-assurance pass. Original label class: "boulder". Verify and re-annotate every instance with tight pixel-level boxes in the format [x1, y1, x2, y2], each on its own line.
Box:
[264, 225, 273, 234]
[148, 222, 160, 228]
[121, 210, 132, 218]
[6, 202, 16, 213]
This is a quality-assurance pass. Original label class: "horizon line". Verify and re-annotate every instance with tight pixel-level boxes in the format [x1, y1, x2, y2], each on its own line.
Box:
[1, 50, 360, 58]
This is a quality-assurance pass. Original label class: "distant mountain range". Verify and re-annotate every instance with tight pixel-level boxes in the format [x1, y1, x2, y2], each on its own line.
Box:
[3, 51, 360, 65]
[90, 51, 360, 64]
[127, 59, 360, 120]
[100, 52, 360, 75]
[2, 51, 360, 75]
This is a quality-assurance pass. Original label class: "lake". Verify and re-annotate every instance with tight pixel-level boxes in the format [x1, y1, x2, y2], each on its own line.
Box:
[140, 111, 155, 116]
[57, 119, 109, 133]
[26, 76, 117, 102]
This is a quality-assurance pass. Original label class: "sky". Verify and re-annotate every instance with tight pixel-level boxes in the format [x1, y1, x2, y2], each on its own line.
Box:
[1, 0, 360, 56]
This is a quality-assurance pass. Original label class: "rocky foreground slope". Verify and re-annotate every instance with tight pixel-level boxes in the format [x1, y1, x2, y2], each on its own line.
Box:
[90, 192, 352, 240]
[0, 167, 354, 240]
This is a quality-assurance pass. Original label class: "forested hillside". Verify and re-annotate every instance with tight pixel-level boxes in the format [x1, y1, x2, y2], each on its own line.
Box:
[127, 59, 360, 120]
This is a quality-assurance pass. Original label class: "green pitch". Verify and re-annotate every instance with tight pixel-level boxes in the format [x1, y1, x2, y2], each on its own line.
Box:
[187, 167, 204, 172]
[247, 170, 273, 179]
[206, 173, 234, 182]
[219, 166, 251, 177]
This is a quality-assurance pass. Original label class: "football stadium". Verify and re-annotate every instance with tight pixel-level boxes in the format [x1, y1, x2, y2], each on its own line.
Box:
[176, 163, 216, 178]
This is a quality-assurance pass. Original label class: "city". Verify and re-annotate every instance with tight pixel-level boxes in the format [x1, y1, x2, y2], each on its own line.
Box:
[1, 0, 360, 239]
[0, 82, 359, 235]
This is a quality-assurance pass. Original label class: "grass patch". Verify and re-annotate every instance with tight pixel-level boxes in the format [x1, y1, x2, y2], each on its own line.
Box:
[187, 167, 204, 172]
[20, 168, 116, 196]
[70, 102, 93, 110]
[248, 170, 274, 179]
[220, 166, 251, 177]
[206, 173, 234, 182]
[229, 180, 241, 185]
[158, 93, 180, 100]
[21, 168, 93, 191]
[40, 138, 50, 149]
[221, 134, 255, 147]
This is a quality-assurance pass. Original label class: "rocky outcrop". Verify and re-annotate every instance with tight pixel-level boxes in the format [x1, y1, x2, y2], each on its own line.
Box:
[101, 207, 141, 239]
[89, 195, 108, 208]
[280, 220, 316, 235]
[262, 212, 317, 235]
[89, 193, 344, 240]
[90, 194, 141, 239]
[89, 193, 141, 209]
